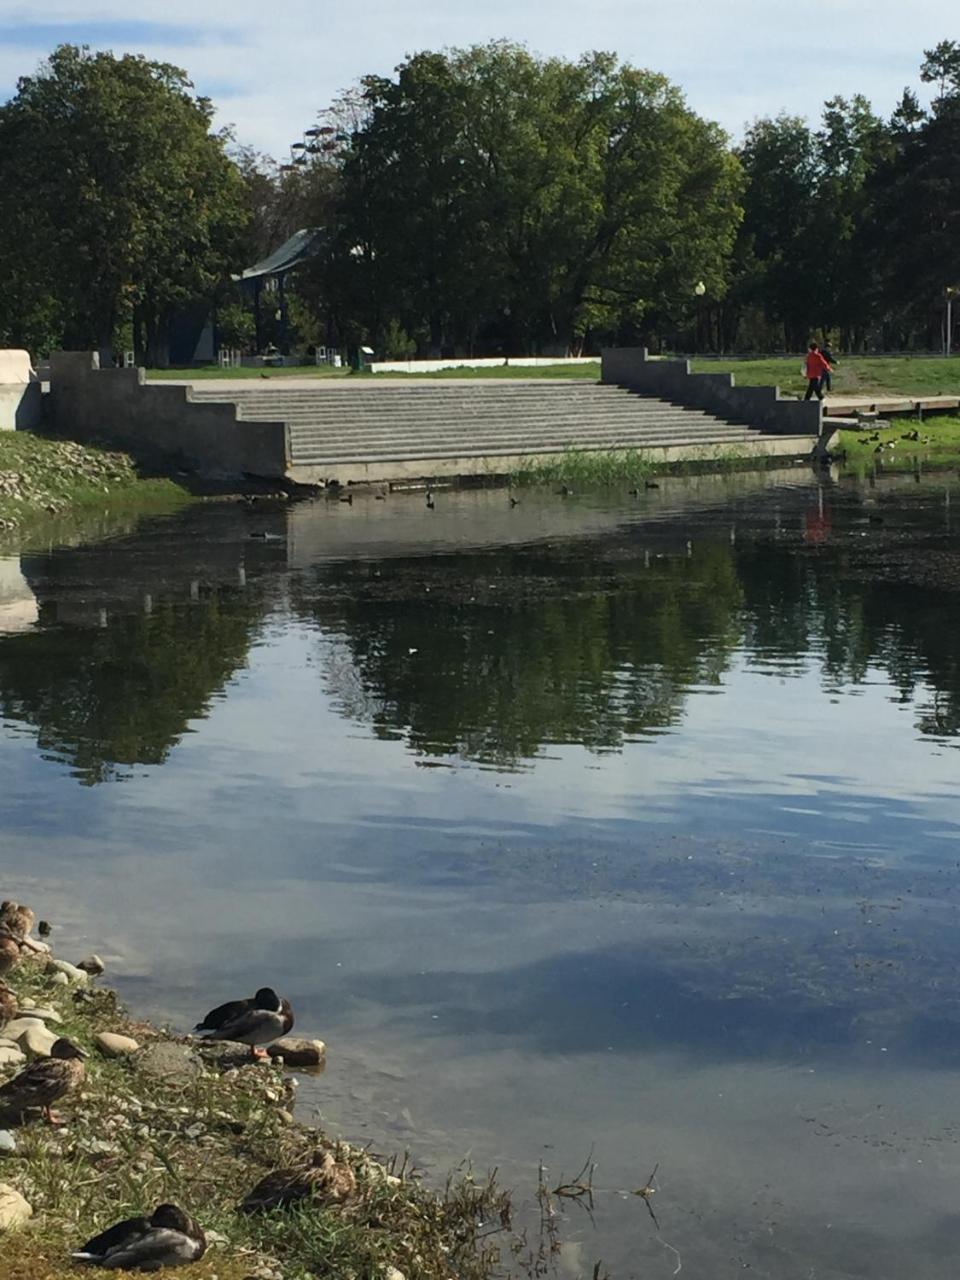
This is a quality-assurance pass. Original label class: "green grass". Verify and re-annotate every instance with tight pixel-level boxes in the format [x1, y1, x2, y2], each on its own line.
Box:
[1, 957, 509, 1280]
[833, 413, 960, 471]
[0, 432, 189, 541]
[690, 354, 960, 399]
[510, 446, 767, 488]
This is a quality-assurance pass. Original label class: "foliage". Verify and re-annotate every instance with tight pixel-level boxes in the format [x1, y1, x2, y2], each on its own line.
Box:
[321, 43, 742, 356]
[0, 45, 250, 361]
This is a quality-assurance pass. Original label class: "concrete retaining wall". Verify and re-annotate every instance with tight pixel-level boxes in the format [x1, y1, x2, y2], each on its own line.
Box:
[0, 349, 43, 431]
[48, 352, 289, 479]
[601, 347, 821, 436]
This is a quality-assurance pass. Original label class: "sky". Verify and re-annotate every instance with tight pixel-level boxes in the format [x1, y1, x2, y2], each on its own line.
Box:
[0, 0, 955, 158]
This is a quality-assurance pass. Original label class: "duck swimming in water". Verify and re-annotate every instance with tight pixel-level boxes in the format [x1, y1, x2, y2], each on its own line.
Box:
[73, 1203, 206, 1270]
[0, 1037, 87, 1124]
[196, 987, 294, 1059]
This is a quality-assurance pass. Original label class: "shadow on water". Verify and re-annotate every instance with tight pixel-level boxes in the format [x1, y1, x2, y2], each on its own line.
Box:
[4, 470, 960, 1274]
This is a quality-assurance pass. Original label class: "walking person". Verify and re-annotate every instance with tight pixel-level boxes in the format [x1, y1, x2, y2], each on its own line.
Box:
[820, 343, 837, 394]
[804, 341, 832, 401]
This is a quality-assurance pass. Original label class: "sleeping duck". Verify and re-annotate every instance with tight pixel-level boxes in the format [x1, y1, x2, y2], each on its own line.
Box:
[0, 981, 17, 1026]
[0, 900, 35, 940]
[73, 1203, 206, 1270]
[240, 1147, 356, 1213]
[0, 1036, 87, 1124]
[196, 986, 294, 1059]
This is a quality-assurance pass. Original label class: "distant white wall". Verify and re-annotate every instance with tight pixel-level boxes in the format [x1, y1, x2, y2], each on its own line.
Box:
[369, 356, 598, 374]
[0, 349, 42, 431]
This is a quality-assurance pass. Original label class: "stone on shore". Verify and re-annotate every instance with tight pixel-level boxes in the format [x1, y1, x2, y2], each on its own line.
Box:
[51, 971, 70, 986]
[0, 1131, 16, 1155]
[0, 1183, 32, 1231]
[96, 1031, 139, 1058]
[22, 1023, 59, 1057]
[47, 958, 90, 985]
[17, 1006, 62, 1024]
[267, 1037, 326, 1068]
[0, 1047, 24, 1068]
[136, 1041, 202, 1081]
[0, 1017, 44, 1042]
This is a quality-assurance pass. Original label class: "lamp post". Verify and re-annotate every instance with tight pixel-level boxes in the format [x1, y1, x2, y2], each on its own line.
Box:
[694, 280, 706, 352]
[946, 286, 958, 359]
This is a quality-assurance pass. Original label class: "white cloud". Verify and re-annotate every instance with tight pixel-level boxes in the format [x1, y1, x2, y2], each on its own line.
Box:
[0, 0, 955, 156]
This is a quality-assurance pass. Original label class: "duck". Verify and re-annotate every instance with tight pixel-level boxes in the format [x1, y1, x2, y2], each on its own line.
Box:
[240, 1148, 356, 1213]
[0, 982, 17, 1026]
[0, 935, 19, 978]
[0, 901, 34, 941]
[196, 987, 294, 1059]
[73, 1203, 206, 1270]
[0, 1036, 87, 1124]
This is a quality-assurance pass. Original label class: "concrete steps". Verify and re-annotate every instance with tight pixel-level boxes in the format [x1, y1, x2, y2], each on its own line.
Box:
[186, 379, 811, 481]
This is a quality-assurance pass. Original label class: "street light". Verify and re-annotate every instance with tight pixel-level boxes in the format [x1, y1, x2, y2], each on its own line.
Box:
[946, 286, 959, 359]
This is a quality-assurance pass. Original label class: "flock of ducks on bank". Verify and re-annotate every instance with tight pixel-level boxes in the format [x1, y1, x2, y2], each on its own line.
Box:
[0, 899, 327, 1271]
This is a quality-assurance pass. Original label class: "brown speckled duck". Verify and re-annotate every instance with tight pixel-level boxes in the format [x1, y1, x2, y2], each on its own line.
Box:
[0, 1036, 87, 1124]
[240, 1148, 357, 1213]
[0, 935, 18, 978]
[0, 900, 35, 940]
[73, 1203, 206, 1269]
[0, 982, 17, 1026]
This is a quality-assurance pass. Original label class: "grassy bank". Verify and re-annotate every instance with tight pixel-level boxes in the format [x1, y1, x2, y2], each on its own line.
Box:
[834, 414, 960, 470]
[0, 433, 189, 536]
[690, 354, 960, 399]
[144, 354, 960, 397]
[509, 446, 780, 488]
[1, 955, 508, 1280]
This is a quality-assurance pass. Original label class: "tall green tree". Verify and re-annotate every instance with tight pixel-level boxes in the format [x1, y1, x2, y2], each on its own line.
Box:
[0, 45, 249, 361]
[323, 43, 742, 355]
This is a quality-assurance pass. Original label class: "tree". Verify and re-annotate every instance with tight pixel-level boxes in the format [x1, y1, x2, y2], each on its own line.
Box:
[321, 43, 743, 355]
[0, 45, 249, 361]
[920, 39, 960, 105]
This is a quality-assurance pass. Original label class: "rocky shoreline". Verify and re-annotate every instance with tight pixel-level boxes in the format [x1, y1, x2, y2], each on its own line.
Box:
[0, 910, 508, 1279]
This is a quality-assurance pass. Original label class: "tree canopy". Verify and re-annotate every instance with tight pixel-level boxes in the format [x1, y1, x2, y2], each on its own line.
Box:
[0, 44, 250, 360]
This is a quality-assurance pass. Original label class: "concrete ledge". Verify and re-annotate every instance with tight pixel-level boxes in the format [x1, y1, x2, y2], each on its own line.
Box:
[601, 347, 821, 436]
[288, 434, 815, 486]
[48, 352, 288, 479]
[0, 348, 42, 431]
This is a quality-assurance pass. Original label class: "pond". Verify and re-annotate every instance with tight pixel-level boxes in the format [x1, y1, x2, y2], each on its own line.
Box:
[3, 464, 960, 1277]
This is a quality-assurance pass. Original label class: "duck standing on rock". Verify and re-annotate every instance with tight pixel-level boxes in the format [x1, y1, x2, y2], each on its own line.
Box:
[196, 987, 294, 1059]
[73, 1203, 206, 1270]
[0, 1036, 87, 1124]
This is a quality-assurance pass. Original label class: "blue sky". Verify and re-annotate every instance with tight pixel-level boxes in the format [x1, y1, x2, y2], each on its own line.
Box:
[0, 0, 954, 157]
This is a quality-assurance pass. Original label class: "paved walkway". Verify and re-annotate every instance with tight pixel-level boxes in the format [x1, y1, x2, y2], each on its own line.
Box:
[824, 393, 960, 416]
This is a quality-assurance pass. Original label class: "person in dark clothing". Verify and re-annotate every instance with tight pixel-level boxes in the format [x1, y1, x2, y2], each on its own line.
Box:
[804, 342, 832, 401]
[820, 345, 836, 393]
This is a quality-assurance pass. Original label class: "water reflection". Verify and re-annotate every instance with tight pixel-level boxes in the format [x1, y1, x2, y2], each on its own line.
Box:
[3, 470, 960, 1276]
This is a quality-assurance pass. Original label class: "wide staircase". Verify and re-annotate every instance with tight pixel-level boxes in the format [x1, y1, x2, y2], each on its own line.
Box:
[188, 379, 806, 482]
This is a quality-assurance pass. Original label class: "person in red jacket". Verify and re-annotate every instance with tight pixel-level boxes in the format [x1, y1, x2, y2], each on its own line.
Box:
[804, 342, 832, 401]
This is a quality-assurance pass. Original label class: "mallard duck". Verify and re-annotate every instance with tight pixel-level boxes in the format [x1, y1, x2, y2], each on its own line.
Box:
[73, 1203, 206, 1269]
[0, 1036, 87, 1123]
[240, 1148, 356, 1213]
[0, 982, 17, 1026]
[0, 900, 35, 940]
[0, 936, 18, 977]
[197, 987, 294, 1059]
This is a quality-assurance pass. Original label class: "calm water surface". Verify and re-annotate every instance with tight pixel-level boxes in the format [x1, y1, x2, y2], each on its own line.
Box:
[3, 467, 960, 1277]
